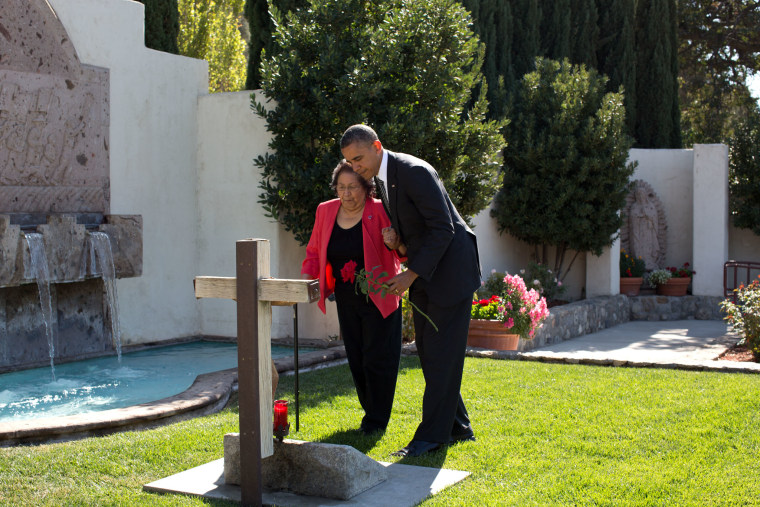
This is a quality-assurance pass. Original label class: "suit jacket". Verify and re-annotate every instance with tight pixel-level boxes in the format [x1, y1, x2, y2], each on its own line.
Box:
[301, 198, 402, 318]
[386, 150, 481, 307]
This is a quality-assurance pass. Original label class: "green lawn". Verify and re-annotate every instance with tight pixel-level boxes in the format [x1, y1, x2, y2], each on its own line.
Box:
[2, 356, 759, 506]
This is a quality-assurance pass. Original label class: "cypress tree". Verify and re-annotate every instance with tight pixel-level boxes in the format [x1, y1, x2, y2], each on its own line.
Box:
[137, 0, 179, 54]
[596, 0, 635, 135]
[245, 0, 308, 90]
[462, 0, 513, 119]
[569, 0, 598, 67]
[507, 0, 540, 95]
[634, 0, 681, 148]
[539, 0, 570, 61]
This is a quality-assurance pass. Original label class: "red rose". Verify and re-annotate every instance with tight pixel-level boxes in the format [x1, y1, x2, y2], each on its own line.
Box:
[340, 260, 358, 283]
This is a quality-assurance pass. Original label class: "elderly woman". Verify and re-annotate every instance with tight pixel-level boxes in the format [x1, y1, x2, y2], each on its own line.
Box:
[301, 160, 403, 434]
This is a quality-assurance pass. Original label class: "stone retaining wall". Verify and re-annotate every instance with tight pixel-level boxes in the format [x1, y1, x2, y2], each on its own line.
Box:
[520, 295, 725, 352]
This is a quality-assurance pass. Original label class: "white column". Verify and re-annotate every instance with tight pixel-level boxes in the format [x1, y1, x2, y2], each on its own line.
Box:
[692, 144, 729, 296]
[586, 237, 620, 298]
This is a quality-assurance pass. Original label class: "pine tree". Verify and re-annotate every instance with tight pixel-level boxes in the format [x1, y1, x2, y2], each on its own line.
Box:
[137, 0, 180, 54]
[634, 0, 681, 148]
[596, 0, 635, 135]
[507, 0, 540, 95]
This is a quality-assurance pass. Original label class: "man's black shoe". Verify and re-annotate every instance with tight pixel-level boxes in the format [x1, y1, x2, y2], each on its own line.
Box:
[358, 425, 385, 436]
[449, 433, 476, 444]
[391, 440, 442, 457]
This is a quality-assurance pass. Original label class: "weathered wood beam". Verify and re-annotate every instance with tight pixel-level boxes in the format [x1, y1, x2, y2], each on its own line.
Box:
[194, 277, 319, 306]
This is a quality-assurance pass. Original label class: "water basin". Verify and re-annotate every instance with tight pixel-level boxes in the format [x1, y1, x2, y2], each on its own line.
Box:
[0, 341, 310, 423]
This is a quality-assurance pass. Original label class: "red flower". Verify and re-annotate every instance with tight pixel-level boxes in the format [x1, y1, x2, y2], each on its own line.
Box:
[479, 299, 489, 306]
[340, 260, 358, 283]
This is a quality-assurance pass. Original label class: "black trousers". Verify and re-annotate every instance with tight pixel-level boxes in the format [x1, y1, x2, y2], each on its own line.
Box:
[335, 293, 402, 431]
[409, 285, 472, 444]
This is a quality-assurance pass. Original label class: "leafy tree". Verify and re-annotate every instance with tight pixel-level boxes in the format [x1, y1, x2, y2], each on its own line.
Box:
[728, 105, 760, 235]
[678, 0, 760, 144]
[136, 0, 180, 54]
[569, 0, 598, 67]
[178, 0, 247, 92]
[634, 0, 681, 148]
[491, 58, 636, 280]
[255, 0, 505, 245]
[539, 0, 570, 61]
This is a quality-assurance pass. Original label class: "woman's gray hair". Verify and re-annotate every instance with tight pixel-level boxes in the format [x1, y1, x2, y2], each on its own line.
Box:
[330, 160, 376, 198]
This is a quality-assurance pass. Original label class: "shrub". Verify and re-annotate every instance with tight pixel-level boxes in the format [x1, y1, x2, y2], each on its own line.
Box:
[491, 57, 636, 282]
[720, 277, 760, 360]
[620, 249, 646, 278]
[476, 270, 508, 299]
[255, 0, 505, 245]
[728, 107, 760, 236]
[523, 261, 565, 301]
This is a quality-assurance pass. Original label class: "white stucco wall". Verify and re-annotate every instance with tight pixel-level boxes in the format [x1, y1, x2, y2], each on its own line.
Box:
[50, 0, 208, 344]
[196, 92, 339, 340]
[628, 149, 695, 268]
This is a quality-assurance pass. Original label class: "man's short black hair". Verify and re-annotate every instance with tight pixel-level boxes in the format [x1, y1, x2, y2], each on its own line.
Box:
[340, 124, 378, 149]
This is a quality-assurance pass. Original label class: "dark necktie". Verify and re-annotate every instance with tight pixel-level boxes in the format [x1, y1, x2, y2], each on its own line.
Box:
[374, 177, 392, 219]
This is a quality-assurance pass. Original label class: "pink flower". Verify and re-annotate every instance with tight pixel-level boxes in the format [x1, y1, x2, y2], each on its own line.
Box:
[505, 317, 514, 329]
[340, 260, 358, 283]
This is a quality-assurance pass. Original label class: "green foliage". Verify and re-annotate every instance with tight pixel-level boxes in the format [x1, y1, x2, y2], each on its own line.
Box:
[471, 294, 501, 320]
[136, 0, 180, 54]
[524, 260, 566, 301]
[539, 0, 570, 61]
[492, 57, 636, 281]
[728, 105, 760, 235]
[634, 0, 681, 148]
[178, 0, 247, 92]
[667, 262, 695, 278]
[721, 276, 760, 360]
[678, 0, 760, 144]
[256, 0, 505, 245]
[596, 0, 636, 136]
[477, 270, 508, 299]
[569, 0, 598, 67]
[400, 296, 415, 342]
[244, 0, 308, 90]
[620, 248, 646, 278]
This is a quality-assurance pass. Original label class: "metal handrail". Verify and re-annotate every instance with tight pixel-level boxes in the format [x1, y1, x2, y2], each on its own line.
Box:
[723, 260, 760, 300]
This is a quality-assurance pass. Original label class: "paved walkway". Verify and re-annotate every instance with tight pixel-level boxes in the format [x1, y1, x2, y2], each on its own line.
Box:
[467, 320, 760, 373]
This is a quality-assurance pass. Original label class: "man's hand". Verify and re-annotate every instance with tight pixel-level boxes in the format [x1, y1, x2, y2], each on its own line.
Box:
[386, 269, 418, 296]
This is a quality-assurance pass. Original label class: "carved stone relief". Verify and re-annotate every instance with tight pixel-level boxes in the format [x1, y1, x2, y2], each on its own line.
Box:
[0, 0, 110, 214]
[620, 180, 667, 270]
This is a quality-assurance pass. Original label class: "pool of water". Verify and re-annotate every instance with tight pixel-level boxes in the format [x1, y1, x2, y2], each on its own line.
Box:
[0, 342, 307, 422]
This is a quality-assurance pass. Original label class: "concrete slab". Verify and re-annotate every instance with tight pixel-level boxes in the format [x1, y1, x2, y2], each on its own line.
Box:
[522, 320, 737, 363]
[144, 458, 470, 506]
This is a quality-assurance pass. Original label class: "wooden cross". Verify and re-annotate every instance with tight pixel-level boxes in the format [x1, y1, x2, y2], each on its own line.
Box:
[194, 238, 319, 506]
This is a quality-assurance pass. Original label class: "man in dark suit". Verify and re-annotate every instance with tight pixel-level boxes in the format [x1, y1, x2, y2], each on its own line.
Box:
[340, 124, 480, 457]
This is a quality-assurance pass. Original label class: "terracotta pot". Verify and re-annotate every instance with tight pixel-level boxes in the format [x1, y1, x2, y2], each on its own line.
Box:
[619, 277, 643, 297]
[467, 320, 520, 350]
[656, 277, 691, 296]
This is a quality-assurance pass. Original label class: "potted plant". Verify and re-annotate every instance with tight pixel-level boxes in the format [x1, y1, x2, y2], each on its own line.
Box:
[619, 249, 646, 296]
[468, 272, 550, 350]
[648, 263, 694, 296]
[720, 276, 760, 360]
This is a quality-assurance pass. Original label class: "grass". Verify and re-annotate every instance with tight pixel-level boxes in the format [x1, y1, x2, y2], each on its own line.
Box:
[2, 356, 760, 506]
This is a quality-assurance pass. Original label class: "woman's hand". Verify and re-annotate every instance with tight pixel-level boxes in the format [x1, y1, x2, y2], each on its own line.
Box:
[382, 227, 401, 250]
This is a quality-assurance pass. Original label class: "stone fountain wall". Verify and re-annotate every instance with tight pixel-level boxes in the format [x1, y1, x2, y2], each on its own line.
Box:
[0, 1, 142, 372]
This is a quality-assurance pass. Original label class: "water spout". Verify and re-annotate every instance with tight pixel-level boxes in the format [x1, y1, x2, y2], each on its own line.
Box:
[89, 232, 122, 362]
[23, 233, 56, 380]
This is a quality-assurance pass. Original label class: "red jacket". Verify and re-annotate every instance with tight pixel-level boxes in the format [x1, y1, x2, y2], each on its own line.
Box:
[301, 198, 402, 318]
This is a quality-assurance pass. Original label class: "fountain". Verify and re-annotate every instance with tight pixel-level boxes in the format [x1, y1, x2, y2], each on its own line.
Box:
[0, 0, 143, 374]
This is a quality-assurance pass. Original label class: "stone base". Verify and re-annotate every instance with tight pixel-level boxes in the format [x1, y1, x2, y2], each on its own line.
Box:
[224, 435, 387, 501]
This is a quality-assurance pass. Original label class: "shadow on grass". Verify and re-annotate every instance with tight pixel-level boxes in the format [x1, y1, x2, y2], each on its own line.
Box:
[319, 428, 385, 453]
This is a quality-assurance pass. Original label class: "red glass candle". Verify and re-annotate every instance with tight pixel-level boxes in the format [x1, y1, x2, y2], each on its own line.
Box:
[273, 399, 288, 430]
